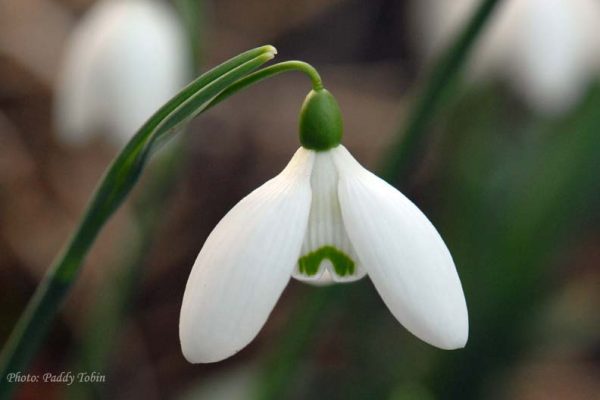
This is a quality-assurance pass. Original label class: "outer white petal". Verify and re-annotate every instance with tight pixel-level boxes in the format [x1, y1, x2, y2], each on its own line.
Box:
[55, 0, 189, 146]
[179, 148, 314, 363]
[331, 146, 468, 350]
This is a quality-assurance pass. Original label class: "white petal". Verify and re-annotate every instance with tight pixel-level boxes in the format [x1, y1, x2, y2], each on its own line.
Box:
[509, 0, 600, 114]
[332, 145, 468, 349]
[292, 151, 365, 284]
[55, 0, 189, 146]
[180, 148, 314, 363]
[413, 0, 600, 115]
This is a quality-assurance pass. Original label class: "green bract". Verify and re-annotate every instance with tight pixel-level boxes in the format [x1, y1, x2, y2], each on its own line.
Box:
[299, 89, 343, 151]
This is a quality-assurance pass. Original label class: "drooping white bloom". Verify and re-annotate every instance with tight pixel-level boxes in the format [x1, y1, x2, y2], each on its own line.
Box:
[412, 0, 600, 115]
[180, 145, 468, 363]
[54, 0, 189, 146]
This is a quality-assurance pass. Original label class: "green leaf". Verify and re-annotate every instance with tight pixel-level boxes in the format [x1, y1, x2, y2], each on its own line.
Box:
[0, 45, 276, 399]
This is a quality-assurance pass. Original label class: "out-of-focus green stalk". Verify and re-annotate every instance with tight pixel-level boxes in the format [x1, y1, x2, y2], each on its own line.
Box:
[253, 286, 346, 400]
[0, 45, 276, 399]
[381, 0, 501, 184]
[176, 0, 205, 69]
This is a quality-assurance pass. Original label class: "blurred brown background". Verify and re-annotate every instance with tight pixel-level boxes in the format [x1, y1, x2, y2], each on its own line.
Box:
[1, 0, 599, 399]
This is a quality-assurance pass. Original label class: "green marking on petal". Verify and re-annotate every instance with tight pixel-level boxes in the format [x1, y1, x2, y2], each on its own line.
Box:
[298, 246, 355, 277]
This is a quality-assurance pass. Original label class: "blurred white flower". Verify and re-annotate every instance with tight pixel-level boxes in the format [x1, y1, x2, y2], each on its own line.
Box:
[54, 0, 190, 147]
[180, 145, 468, 363]
[412, 0, 600, 115]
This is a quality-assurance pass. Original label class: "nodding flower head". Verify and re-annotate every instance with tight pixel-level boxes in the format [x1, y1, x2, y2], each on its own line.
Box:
[413, 0, 600, 115]
[54, 0, 190, 147]
[179, 88, 468, 363]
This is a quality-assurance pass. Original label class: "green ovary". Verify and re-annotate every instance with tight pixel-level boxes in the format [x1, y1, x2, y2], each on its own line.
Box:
[298, 246, 355, 277]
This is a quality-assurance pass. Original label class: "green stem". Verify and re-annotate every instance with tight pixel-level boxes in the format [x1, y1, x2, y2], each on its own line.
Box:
[206, 61, 324, 109]
[380, 0, 501, 184]
[0, 45, 276, 399]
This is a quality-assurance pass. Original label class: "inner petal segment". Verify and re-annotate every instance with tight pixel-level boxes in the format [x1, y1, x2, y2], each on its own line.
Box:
[298, 245, 355, 277]
[293, 150, 366, 284]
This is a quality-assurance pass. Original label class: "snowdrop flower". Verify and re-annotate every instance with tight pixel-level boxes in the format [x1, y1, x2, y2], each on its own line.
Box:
[54, 0, 189, 146]
[412, 0, 600, 115]
[180, 88, 468, 363]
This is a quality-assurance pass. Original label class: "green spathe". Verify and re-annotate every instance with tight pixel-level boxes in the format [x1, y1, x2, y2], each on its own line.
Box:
[299, 89, 343, 151]
[298, 246, 355, 277]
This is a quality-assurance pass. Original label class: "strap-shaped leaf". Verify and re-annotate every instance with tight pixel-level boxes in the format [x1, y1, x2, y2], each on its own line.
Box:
[0, 45, 276, 399]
